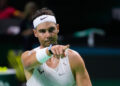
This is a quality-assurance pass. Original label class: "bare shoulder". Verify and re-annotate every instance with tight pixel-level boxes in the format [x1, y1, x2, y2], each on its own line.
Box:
[21, 49, 36, 69]
[21, 51, 29, 57]
[67, 49, 84, 63]
[67, 49, 85, 69]
[21, 46, 40, 59]
[21, 50, 35, 59]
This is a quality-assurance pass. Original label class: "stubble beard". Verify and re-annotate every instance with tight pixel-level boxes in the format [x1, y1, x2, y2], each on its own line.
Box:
[40, 36, 58, 47]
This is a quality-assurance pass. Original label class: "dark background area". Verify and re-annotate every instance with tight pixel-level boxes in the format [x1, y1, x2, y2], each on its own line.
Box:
[7, 0, 120, 48]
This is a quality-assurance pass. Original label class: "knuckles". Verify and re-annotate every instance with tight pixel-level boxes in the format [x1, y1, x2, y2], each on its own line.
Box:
[51, 45, 64, 50]
[51, 45, 65, 54]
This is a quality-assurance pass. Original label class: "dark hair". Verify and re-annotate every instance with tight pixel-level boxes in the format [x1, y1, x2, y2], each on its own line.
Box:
[32, 7, 55, 21]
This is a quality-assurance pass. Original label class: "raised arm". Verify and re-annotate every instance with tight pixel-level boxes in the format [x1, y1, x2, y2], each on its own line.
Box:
[21, 45, 69, 70]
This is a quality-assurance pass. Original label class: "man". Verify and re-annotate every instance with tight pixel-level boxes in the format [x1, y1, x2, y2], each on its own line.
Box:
[21, 8, 92, 86]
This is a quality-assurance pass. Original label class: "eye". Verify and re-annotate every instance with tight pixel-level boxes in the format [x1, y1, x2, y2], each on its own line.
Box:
[39, 29, 46, 33]
[48, 27, 55, 33]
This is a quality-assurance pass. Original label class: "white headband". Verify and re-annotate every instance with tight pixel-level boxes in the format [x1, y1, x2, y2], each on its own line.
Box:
[33, 15, 56, 28]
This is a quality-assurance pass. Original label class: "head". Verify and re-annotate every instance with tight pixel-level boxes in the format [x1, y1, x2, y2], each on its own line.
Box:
[32, 8, 59, 48]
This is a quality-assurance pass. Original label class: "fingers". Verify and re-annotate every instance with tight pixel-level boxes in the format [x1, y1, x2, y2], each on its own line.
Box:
[63, 44, 70, 50]
[51, 44, 70, 58]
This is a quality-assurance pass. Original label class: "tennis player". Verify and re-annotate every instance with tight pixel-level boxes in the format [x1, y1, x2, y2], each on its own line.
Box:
[21, 7, 92, 86]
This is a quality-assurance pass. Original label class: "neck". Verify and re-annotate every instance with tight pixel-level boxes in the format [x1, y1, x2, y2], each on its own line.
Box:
[40, 46, 45, 49]
[40, 42, 58, 49]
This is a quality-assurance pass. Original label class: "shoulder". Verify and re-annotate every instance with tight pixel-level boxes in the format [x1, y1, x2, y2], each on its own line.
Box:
[67, 49, 84, 63]
[21, 50, 30, 58]
[21, 50, 35, 59]
[21, 46, 40, 58]
[67, 49, 85, 70]
[21, 50, 31, 61]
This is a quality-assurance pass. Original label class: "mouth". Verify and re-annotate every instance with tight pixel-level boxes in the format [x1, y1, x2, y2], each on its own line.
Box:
[45, 39, 53, 43]
[44, 37, 57, 45]
[45, 40, 56, 45]
[46, 41, 51, 43]
[45, 40, 51, 44]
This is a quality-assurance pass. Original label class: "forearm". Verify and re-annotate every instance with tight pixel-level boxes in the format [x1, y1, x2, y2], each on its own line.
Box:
[21, 48, 52, 70]
[21, 44, 69, 70]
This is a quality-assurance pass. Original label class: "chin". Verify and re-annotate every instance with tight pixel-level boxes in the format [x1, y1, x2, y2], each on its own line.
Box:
[44, 43, 50, 47]
[43, 41, 57, 47]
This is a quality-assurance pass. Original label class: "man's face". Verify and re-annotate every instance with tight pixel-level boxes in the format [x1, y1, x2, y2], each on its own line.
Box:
[33, 22, 59, 47]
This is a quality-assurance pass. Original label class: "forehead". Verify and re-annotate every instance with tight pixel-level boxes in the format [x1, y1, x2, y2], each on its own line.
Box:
[36, 22, 56, 30]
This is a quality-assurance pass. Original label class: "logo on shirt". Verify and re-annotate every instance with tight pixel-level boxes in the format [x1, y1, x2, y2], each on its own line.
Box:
[38, 69, 44, 74]
[58, 73, 65, 76]
[63, 62, 67, 66]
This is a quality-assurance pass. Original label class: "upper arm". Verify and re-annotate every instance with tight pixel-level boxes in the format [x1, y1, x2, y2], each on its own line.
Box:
[68, 50, 92, 86]
[21, 50, 40, 70]
[75, 60, 92, 86]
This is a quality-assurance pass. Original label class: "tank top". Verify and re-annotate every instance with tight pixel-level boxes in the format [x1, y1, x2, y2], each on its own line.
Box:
[26, 47, 76, 86]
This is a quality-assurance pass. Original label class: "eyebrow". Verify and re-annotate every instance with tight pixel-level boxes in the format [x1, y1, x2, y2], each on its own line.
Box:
[38, 28, 45, 33]
[39, 26, 55, 30]
[39, 28, 46, 31]
[38, 26, 56, 32]
[48, 26, 56, 29]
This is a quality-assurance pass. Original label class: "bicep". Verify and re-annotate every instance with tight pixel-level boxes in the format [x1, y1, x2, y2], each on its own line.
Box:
[24, 68, 33, 80]
[75, 58, 92, 86]
[21, 50, 40, 70]
[75, 65, 92, 86]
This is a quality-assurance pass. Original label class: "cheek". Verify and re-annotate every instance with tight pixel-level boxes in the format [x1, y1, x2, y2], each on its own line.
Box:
[52, 34, 58, 41]
[37, 33, 44, 38]
[37, 34, 44, 41]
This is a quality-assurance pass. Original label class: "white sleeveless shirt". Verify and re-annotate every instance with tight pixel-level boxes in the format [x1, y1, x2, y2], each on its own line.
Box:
[26, 47, 76, 86]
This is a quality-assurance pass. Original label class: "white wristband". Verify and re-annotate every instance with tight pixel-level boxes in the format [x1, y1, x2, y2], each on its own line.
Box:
[36, 48, 51, 63]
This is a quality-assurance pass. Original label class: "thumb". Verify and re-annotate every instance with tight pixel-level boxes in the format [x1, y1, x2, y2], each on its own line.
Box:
[64, 44, 70, 50]
[62, 44, 70, 57]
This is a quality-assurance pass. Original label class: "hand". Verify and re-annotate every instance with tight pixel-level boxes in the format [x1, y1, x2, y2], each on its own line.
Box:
[51, 44, 70, 58]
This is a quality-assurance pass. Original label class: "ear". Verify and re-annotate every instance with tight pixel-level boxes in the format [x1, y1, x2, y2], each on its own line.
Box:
[56, 24, 59, 33]
[33, 29, 38, 37]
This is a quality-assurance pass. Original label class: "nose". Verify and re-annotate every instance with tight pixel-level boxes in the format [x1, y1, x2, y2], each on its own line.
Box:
[45, 31, 51, 37]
